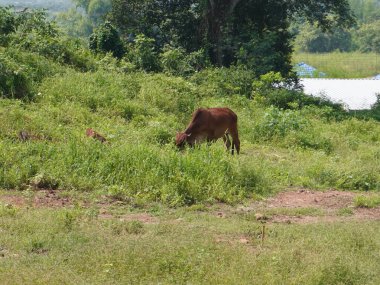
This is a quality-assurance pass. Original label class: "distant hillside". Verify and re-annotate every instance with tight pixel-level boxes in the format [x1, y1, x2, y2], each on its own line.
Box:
[0, 0, 73, 13]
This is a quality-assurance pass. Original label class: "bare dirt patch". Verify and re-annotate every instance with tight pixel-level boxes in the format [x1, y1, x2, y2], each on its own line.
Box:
[1, 189, 379, 225]
[0, 190, 159, 224]
[260, 189, 380, 224]
[266, 189, 355, 209]
[0, 190, 72, 208]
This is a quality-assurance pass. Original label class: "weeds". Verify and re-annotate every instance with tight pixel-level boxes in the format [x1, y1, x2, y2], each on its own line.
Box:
[354, 194, 380, 208]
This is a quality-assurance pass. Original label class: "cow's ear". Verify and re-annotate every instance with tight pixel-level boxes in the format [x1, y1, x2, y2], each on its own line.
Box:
[187, 133, 191, 137]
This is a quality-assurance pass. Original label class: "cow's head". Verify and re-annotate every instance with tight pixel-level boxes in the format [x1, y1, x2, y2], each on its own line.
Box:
[175, 132, 191, 149]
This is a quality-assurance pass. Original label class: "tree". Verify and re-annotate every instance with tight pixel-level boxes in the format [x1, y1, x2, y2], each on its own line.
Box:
[55, 8, 93, 38]
[110, 0, 202, 50]
[354, 20, 380, 53]
[348, 0, 380, 23]
[295, 23, 353, 52]
[109, 0, 355, 75]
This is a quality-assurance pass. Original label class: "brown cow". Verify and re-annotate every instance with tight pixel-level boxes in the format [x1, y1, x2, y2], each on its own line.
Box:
[176, 107, 240, 154]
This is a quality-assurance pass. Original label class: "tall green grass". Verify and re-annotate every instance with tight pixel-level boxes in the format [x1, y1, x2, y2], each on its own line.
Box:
[293, 52, 380, 78]
[1, 69, 380, 206]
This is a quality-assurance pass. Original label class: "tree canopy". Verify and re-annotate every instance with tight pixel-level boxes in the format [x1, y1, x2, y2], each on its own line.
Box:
[109, 0, 355, 76]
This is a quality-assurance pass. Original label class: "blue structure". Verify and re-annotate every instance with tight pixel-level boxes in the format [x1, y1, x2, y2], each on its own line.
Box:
[373, 74, 380, 80]
[294, 62, 326, 78]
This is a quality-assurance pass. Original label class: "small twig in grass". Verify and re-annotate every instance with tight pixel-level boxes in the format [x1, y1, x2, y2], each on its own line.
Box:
[261, 223, 266, 247]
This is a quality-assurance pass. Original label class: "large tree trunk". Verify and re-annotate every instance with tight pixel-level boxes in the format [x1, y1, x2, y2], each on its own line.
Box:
[206, 0, 242, 66]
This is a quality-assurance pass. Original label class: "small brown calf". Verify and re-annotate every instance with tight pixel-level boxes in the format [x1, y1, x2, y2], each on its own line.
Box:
[86, 128, 107, 143]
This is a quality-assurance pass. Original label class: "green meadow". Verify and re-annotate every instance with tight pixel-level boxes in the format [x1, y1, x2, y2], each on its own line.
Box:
[1, 5, 380, 283]
[1, 65, 380, 283]
[1, 201, 380, 285]
[1, 69, 380, 205]
[293, 52, 380, 78]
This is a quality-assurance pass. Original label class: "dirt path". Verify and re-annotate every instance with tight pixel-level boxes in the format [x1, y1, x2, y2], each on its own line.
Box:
[236, 189, 380, 224]
[1, 189, 379, 224]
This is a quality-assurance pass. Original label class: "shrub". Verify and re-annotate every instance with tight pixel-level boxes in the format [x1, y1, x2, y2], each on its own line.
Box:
[127, 34, 161, 72]
[96, 53, 136, 73]
[0, 6, 16, 45]
[190, 66, 255, 97]
[253, 106, 308, 141]
[252, 72, 345, 113]
[160, 45, 189, 76]
[160, 46, 209, 77]
[354, 20, 380, 53]
[89, 21, 124, 58]
[0, 8, 96, 71]
[287, 132, 334, 154]
[12, 33, 95, 70]
[0, 48, 64, 100]
[236, 29, 294, 77]
[354, 195, 380, 208]
[0, 52, 31, 99]
[294, 23, 353, 53]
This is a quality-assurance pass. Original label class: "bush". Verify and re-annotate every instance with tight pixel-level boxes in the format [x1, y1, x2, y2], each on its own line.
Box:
[0, 48, 63, 100]
[252, 72, 345, 113]
[0, 8, 96, 71]
[354, 20, 380, 53]
[0, 52, 31, 99]
[160, 45, 189, 76]
[126, 34, 161, 72]
[287, 132, 334, 154]
[190, 66, 256, 97]
[0, 6, 16, 45]
[96, 53, 136, 73]
[236, 29, 294, 77]
[89, 21, 124, 58]
[253, 106, 308, 141]
[12, 33, 96, 70]
[294, 23, 353, 53]
[160, 46, 209, 77]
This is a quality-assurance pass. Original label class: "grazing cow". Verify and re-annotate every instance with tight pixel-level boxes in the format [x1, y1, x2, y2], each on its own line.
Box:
[176, 107, 240, 154]
[86, 128, 107, 143]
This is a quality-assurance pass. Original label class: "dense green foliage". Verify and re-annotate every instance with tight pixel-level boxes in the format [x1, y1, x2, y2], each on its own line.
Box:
[0, 7, 95, 98]
[56, 0, 111, 37]
[354, 20, 380, 53]
[295, 0, 380, 53]
[89, 21, 124, 58]
[108, 0, 355, 76]
[295, 24, 353, 53]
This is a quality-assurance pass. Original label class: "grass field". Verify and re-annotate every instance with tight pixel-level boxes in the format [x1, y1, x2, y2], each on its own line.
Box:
[1, 190, 380, 284]
[293, 52, 380, 78]
[1, 70, 380, 205]
[2, 6, 380, 283]
[1, 52, 380, 284]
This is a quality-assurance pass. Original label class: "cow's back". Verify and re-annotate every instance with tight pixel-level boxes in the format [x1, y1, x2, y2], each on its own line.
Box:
[206, 108, 237, 123]
[186, 108, 236, 139]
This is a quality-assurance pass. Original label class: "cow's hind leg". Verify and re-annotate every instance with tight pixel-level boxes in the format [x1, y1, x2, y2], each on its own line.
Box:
[223, 133, 231, 151]
[229, 126, 240, 155]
